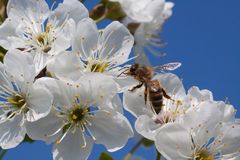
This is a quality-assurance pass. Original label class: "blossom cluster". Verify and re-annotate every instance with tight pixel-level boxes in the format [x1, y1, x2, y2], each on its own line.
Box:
[0, 0, 239, 160]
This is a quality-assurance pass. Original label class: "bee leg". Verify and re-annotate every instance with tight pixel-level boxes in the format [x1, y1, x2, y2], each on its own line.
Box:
[129, 82, 144, 92]
[144, 87, 148, 105]
[162, 88, 172, 100]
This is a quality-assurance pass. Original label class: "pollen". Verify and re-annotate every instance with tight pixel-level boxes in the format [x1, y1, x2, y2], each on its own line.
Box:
[69, 107, 87, 123]
[176, 100, 182, 106]
[90, 62, 109, 73]
[82, 144, 87, 149]
[8, 94, 26, 109]
[36, 34, 46, 45]
[196, 149, 214, 160]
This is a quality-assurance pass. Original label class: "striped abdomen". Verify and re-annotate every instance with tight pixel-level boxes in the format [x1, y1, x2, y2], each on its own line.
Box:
[147, 80, 163, 114]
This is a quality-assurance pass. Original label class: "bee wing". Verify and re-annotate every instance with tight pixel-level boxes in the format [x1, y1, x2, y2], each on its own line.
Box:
[154, 62, 182, 72]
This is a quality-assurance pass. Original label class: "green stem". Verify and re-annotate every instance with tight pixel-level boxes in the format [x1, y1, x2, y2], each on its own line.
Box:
[0, 150, 7, 160]
[0, 52, 4, 62]
[124, 138, 145, 160]
[156, 150, 161, 160]
[95, 14, 106, 24]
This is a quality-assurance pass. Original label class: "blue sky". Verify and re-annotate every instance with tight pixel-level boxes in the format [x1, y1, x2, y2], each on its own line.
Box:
[3, 0, 240, 160]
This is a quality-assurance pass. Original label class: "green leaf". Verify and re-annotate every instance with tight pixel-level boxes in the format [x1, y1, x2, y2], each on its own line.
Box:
[0, 0, 8, 23]
[23, 135, 34, 143]
[62, 123, 71, 134]
[90, 4, 107, 21]
[99, 152, 114, 160]
[142, 138, 154, 147]
[0, 149, 7, 160]
[105, 2, 126, 20]
[0, 46, 7, 62]
[101, 0, 109, 5]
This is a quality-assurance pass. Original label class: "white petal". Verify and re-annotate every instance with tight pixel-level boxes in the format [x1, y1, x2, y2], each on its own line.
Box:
[135, 115, 160, 140]
[89, 111, 133, 152]
[49, 21, 72, 55]
[52, 129, 93, 160]
[72, 18, 98, 60]
[154, 73, 186, 98]
[120, 0, 155, 23]
[155, 123, 193, 160]
[47, 51, 84, 81]
[49, 0, 88, 27]
[162, 2, 174, 19]
[35, 78, 76, 108]
[99, 21, 134, 66]
[179, 101, 225, 147]
[187, 86, 213, 102]
[109, 66, 139, 91]
[111, 94, 123, 114]
[33, 52, 49, 75]
[0, 114, 26, 149]
[78, 73, 118, 108]
[4, 49, 36, 82]
[25, 83, 53, 122]
[216, 122, 240, 158]
[123, 84, 153, 118]
[26, 112, 63, 143]
[216, 101, 236, 122]
[0, 18, 24, 50]
[134, 45, 151, 66]
[142, 0, 165, 21]
[7, 0, 49, 31]
[0, 62, 13, 88]
[114, 76, 139, 92]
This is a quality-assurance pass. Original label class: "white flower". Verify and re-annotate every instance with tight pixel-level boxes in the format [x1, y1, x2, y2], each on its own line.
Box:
[123, 73, 186, 140]
[0, 0, 88, 73]
[110, 0, 168, 23]
[109, 0, 173, 64]
[123, 73, 235, 140]
[47, 18, 135, 90]
[133, 1, 174, 64]
[155, 101, 240, 160]
[0, 49, 52, 149]
[26, 75, 133, 160]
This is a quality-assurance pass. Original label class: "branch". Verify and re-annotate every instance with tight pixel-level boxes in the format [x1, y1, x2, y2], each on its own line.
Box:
[124, 138, 145, 160]
[156, 150, 161, 160]
[0, 150, 7, 160]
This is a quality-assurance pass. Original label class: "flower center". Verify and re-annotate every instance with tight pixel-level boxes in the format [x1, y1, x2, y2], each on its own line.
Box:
[195, 149, 214, 160]
[36, 33, 52, 53]
[8, 94, 26, 109]
[154, 111, 175, 124]
[56, 106, 94, 146]
[36, 34, 46, 45]
[90, 62, 108, 72]
[69, 107, 87, 124]
[35, 24, 53, 53]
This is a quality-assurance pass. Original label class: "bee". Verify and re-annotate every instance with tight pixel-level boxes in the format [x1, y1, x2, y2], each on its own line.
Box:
[120, 62, 181, 114]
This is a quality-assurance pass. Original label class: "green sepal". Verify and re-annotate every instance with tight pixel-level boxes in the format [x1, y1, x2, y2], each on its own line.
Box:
[23, 135, 34, 144]
[101, 0, 109, 5]
[142, 138, 154, 147]
[99, 152, 114, 160]
[105, 1, 126, 21]
[62, 123, 71, 134]
[0, 46, 6, 62]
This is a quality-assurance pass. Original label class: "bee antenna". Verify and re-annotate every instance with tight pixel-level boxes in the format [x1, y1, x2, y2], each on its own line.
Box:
[117, 68, 129, 77]
[118, 66, 130, 71]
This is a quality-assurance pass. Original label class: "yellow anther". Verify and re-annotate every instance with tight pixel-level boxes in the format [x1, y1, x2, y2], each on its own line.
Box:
[72, 114, 78, 120]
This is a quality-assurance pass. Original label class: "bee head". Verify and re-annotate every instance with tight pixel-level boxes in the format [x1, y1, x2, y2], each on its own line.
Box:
[130, 63, 139, 73]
